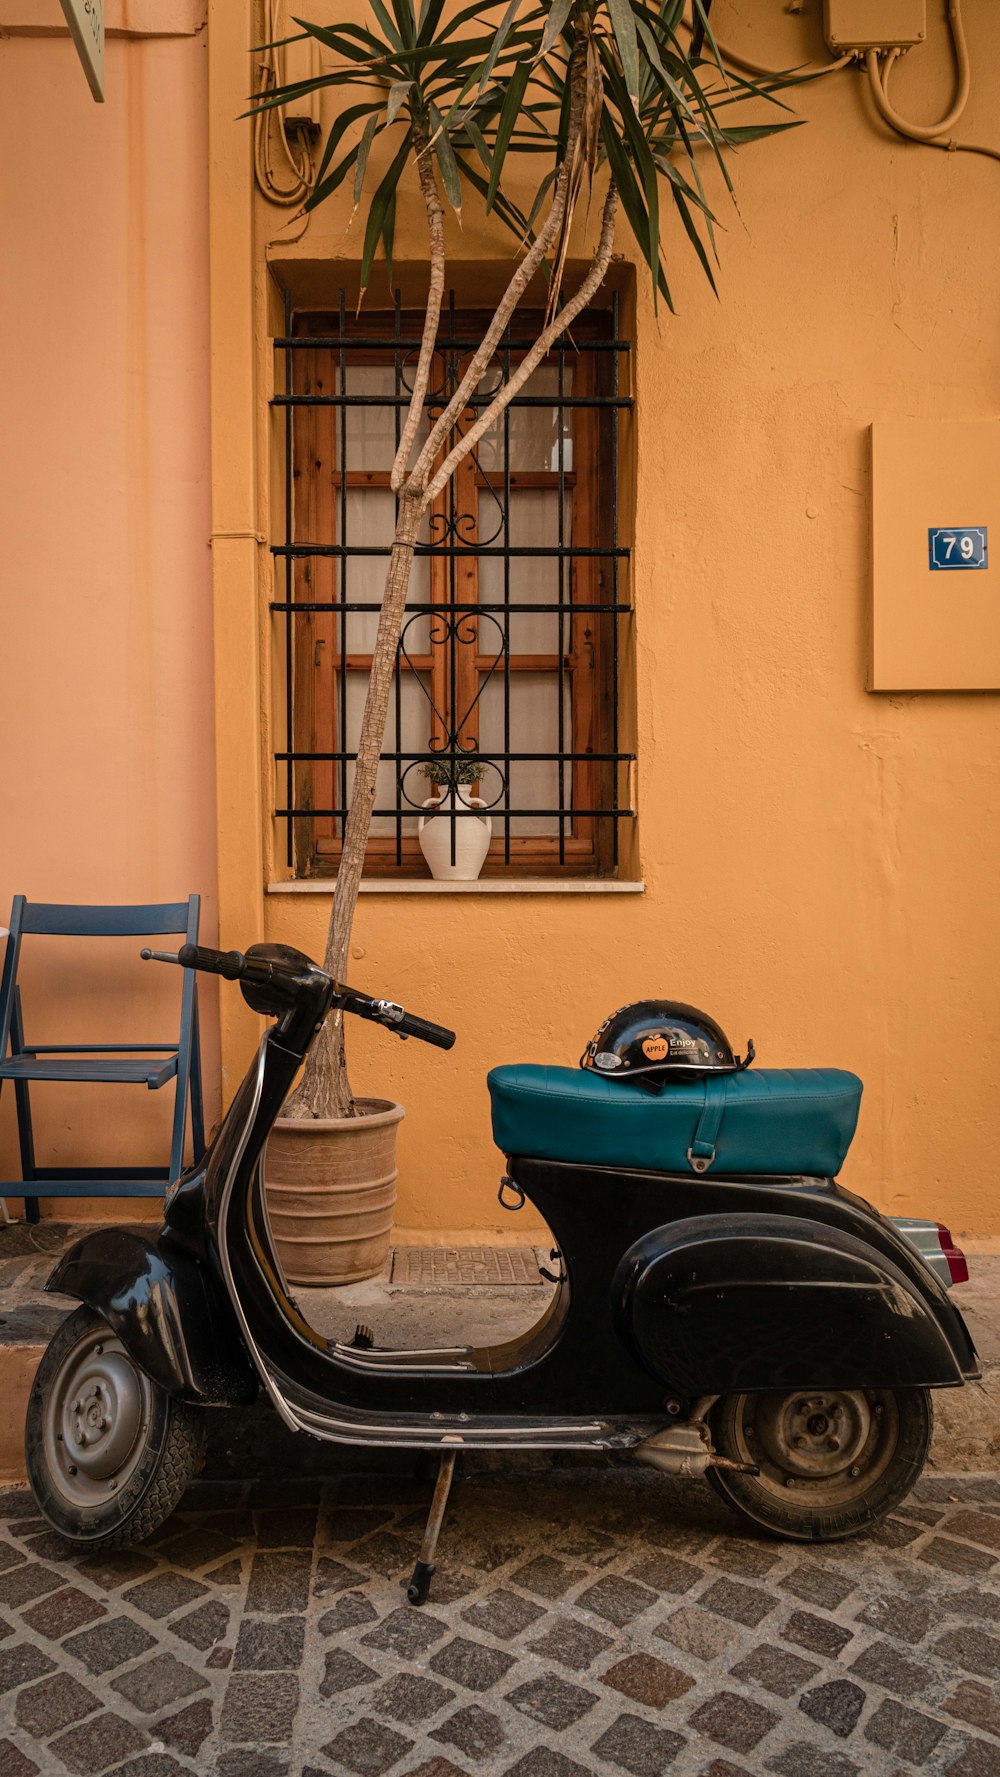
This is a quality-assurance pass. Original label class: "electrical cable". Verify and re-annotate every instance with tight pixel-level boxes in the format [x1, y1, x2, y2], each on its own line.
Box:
[709, 40, 853, 80]
[864, 0, 998, 162]
[253, 0, 316, 207]
[865, 0, 968, 139]
[680, 4, 853, 81]
[885, 130, 1000, 165]
[682, 0, 997, 164]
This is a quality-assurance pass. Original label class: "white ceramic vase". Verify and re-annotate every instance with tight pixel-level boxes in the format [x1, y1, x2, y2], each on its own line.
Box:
[418, 788, 492, 881]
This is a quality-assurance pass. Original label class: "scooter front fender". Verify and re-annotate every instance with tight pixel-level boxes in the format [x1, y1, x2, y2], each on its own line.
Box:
[615, 1212, 979, 1398]
[47, 1228, 259, 1406]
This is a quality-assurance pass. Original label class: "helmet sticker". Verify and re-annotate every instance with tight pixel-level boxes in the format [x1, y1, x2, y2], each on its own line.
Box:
[594, 1052, 623, 1070]
[641, 1035, 670, 1062]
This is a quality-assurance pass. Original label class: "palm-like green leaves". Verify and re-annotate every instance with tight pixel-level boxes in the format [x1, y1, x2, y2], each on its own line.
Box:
[248, 0, 803, 307]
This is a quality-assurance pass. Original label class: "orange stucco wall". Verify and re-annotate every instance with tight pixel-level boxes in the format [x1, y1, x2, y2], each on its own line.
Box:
[0, 23, 217, 1216]
[223, 1, 1000, 1238]
[3, 4, 999, 1241]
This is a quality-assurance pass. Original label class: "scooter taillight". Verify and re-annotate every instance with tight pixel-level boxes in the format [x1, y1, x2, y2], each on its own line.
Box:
[935, 1223, 969, 1285]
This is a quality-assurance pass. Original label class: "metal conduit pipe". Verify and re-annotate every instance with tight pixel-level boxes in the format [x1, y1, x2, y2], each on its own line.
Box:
[864, 0, 1000, 164]
[253, 0, 317, 206]
[680, 4, 853, 80]
[681, 0, 998, 166]
[865, 0, 970, 141]
[703, 39, 853, 80]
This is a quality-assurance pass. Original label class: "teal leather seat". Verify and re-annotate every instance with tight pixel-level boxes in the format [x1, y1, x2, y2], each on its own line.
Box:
[487, 1065, 863, 1179]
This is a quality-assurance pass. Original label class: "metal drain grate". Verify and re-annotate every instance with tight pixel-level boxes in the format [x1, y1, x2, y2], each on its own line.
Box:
[390, 1246, 544, 1286]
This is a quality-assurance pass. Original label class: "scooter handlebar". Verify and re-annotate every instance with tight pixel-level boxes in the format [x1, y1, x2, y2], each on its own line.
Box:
[140, 943, 247, 979]
[142, 945, 455, 1049]
[392, 1008, 457, 1050]
[341, 989, 456, 1050]
[176, 943, 247, 980]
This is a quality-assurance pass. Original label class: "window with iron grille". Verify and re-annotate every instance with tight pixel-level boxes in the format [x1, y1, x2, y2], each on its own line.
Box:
[271, 291, 634, 879]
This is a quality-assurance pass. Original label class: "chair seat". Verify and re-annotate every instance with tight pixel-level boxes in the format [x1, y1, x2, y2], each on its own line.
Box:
[0, 1055, 179, 1089]
[3, 1175, 170, 1197]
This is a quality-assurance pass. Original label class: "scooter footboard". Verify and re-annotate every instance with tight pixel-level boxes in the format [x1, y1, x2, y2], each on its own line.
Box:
[47, 1228, 259, 1406]
[615, 1212, 979, 1398]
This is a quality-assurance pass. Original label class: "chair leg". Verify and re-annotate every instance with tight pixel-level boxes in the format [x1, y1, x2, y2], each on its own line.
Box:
[167, 1020, 191, 1189]
[189, 988, 205, 1161]
[168, 1081, 186, 1191]
[11, 992, 39, 1225]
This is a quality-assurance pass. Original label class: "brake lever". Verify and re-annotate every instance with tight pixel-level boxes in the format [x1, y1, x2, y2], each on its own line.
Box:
[140, 949, 182, 966]
[372, 999, 409, 1037]
[337, 989, 407, 1036]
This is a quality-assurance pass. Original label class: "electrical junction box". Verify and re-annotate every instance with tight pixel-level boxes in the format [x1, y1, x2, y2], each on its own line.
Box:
[282, 30, 322, 134]
[870, 420, 1000, 691]
[824, 0, 926, 50]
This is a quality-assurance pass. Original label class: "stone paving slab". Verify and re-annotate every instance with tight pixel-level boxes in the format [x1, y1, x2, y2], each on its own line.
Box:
[2, 1460, 1000, 1776]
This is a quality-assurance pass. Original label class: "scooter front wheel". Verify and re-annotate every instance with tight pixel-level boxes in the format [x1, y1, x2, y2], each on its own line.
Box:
[25, 1304, 205, 1551]
[707, 1386, 932, 1542]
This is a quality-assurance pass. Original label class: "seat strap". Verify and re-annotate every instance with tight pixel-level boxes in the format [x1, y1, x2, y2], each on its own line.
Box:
[687, 1075, 728, 1174]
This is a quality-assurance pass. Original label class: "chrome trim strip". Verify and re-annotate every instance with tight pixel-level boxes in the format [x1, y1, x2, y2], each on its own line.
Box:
[216, 1036, 301, 1432]
[891, 1216, 952, 1287]
[255, 1153, 289, 1292]
[326, 1342, 478, 1374]
[271, 1390, 643, 1449]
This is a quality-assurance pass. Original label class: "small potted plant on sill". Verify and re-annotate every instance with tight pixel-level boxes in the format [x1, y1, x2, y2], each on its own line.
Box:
[418, 760, 493, 883]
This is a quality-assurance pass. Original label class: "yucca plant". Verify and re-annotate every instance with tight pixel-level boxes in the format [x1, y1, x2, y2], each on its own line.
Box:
[250, 0, 800, 1118]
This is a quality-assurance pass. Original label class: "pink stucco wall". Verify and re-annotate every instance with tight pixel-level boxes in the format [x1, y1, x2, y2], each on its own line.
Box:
[0, 26, 217, 1212]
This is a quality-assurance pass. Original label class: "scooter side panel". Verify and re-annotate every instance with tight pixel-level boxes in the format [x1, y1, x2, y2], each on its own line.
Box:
[614, 1212, 976, 1396]
[48, 1228, 259, 1405]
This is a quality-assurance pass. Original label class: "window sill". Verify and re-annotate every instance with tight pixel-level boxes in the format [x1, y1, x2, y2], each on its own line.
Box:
[267, 878, 644, 896]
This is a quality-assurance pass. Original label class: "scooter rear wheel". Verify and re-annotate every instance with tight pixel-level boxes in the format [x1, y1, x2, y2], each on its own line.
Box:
[707, 1386, 932, 1542]
[25, 1304, 205, 1551]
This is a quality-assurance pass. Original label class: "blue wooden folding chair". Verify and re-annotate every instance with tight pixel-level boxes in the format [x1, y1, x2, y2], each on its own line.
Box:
[0, 897, 205, 1224]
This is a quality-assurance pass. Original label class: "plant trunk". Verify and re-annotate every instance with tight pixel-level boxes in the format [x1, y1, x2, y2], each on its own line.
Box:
[283, 81, 614, 1123]
[284, 489, 424, 1120]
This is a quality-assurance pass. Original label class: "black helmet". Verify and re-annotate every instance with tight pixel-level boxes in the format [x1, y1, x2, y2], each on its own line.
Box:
[580, 1000, 755, 1081]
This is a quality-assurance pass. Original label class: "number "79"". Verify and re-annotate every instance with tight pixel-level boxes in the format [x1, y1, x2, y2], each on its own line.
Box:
[928, 527, 987, 571]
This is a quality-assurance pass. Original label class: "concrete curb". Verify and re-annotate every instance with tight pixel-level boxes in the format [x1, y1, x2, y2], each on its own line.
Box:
[1, 1344, 41, 1484]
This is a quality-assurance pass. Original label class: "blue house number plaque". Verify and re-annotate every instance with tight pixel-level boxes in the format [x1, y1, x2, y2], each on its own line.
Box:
[928, 526, 988, 571]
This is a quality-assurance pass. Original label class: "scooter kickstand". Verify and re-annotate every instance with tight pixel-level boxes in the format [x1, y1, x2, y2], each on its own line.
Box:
[406, 1450, 457, 1607]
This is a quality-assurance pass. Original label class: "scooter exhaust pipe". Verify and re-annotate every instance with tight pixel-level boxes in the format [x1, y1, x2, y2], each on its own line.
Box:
[633, 1420, 760, 1479]
[633, 1423, 713, 1478]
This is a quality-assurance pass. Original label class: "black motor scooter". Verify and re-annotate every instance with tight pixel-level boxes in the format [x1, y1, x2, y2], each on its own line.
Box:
[25, 941, 978, 1601]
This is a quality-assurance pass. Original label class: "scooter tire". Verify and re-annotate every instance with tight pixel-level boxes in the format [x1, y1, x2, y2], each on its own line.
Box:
[706, 1386, 933, 1543]
[24, 1304, 206, 1552]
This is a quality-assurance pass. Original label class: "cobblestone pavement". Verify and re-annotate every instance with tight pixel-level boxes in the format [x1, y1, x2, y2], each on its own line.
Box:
[2, 1459, 1000, 1777]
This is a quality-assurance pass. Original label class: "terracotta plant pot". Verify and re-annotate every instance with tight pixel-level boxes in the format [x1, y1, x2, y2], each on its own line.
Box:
[264, 1098, 404, 1286]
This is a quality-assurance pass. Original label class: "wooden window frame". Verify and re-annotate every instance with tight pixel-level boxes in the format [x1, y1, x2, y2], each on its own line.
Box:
[278, 302, 627, 880]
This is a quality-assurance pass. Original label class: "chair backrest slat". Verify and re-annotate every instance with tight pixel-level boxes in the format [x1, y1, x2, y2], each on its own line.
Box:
[18, 903, 192, 938]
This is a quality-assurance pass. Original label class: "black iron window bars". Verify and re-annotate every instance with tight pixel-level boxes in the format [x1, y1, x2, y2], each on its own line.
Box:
[270, 289, 635, 878]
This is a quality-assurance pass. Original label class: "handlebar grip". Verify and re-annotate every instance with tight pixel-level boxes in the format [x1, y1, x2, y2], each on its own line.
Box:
[394, 1010, 456, 1050]
[177, 943, 246, 981]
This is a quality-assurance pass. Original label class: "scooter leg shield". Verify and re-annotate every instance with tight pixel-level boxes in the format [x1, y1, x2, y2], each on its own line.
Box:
[47, 1228, 259, 1406]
